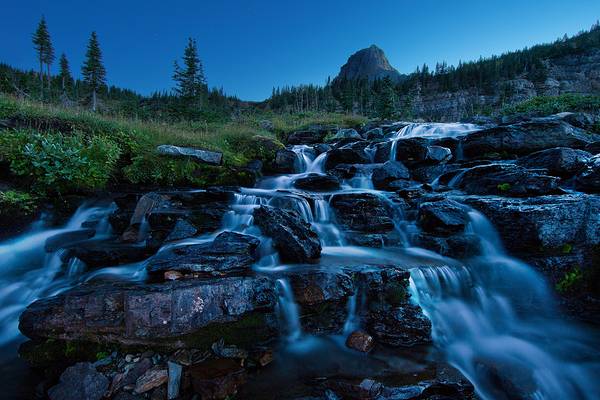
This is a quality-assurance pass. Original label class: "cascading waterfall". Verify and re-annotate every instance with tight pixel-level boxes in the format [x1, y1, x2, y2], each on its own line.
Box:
[0, 203, 114, 346]
[410, 209, 600, 400]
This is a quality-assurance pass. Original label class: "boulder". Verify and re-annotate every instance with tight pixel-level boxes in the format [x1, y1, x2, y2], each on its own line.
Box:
[19, 276, 276, 348]
[48, 362, 109, 400]
[426, 146, 452, 163]
[461, 120, 598, 158]
[156, 145, 223, 166]
[164, 219, 198, 242]
[516, 147, 591, 177]
[64, 240, 156, 268]
[253, 205, 321, 262]
[147, 231, 260, 275]
[335, 128, 362, 140]
[345, 331, 375, 352]
[287, 130, 327, 145]
[272, 149, 298, 173]
[371, 161, 410, 190]
[464, 194, 600, 255]
[293, 173, 341, 191]
[324, 148, 370, 171]
[364, 127, 384, 140]
[45, 229, 96, 252]
[418, 199, 470, 236]
[575, 155, 600, 193]
[330, 193, 394, 233]
[452, 164, 562, 197]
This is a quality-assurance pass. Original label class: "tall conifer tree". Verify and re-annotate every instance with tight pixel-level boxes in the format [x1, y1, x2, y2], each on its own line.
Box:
[81, 31, 106, 111]
[173, 38, 206, 102]
[58, 53, 72, 94]
[32, 16, 52, 96]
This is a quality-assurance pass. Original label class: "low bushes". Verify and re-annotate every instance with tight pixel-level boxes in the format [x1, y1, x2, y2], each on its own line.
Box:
[501, 94, 600, 116]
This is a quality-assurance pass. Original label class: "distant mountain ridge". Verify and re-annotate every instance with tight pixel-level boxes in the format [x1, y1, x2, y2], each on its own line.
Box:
[335, 45, 403, 82]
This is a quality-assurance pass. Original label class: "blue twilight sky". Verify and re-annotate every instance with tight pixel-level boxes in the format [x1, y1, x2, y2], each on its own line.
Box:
[2, 1, 600, 101]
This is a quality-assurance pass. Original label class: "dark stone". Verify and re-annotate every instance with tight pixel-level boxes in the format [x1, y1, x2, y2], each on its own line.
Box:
[287, 130, 327, 145]
[364, 127, 384, 140]
[464, 194, 600, 255]
[367, 304, 432, 347]
[48, 362, 109, 400]
[324, 148, 370, 171]
[19, 276, 276, 348]
[45, 229, 96, 252]
[516, 147, 591, 177]
[293, 173, 341, 192]
[65, 240, 155, 268]
[575, 155, 600, 193]
[272, 149, 298, 174]
[461, 120, 598, 158]
[147, 231, 260, 275]
[585, 141, 600, 155]
[156, 145, 223, 166]
[189, 359, 247, 400]
[415, 233, 482, 258]
[372, 161, 410, 190]
[253, 205, 321, 263]
[164, 219, 198, 242]
[452, 164, 562, 197]
[418, 199, 470, 236]
[330, 193, 394, 233]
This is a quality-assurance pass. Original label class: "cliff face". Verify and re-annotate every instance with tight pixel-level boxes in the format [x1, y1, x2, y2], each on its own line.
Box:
[336, 45, 403, 82]
[412, 48, 600, 121]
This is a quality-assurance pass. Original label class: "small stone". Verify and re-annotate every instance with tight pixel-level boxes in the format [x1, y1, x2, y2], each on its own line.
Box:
[164, 270, 183, 281]
[167, 361, 182, 400]
[134, 367, 168, 394]
[257, 350, 273, 367]
[345, 330, 375, 353]
[48, 362, 109, 400]
[125, 354, 134, 363]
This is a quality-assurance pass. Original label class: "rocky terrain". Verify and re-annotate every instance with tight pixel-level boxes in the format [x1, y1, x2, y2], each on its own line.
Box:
[7, 111, 600, 399]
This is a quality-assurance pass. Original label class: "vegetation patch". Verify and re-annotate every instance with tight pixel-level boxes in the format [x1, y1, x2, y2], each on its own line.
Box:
[556, 267, 584, 294]
[501, 94, 600, 117]
[0, 190, 38, 217]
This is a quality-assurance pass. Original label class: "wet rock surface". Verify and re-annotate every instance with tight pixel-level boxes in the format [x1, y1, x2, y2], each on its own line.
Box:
[253, 205, 322, 263]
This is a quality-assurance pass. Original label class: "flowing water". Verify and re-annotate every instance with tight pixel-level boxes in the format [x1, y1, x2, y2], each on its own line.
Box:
[1, 122, 600, 399]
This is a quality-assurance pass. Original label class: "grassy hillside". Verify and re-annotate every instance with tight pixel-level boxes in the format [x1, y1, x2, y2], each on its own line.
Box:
[0, 94, 365, 212]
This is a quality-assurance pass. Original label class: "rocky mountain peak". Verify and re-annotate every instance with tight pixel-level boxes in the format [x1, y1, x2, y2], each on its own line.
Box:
[336, 45, 403, 82]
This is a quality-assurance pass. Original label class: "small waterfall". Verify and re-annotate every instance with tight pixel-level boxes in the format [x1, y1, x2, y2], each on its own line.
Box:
[276, 278, 302, 342]
[311, 197, 344, 247]
[0, 203, 114, 346]
[307, 153, 327, 174]
[342, 288, 364, 336]
[409, 209, 600, 400]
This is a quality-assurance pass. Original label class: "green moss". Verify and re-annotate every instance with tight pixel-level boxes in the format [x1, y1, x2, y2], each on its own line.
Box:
[181, 312, 275, 350]
[556, 267, 584, 294]
[497, 183, 511, 192]
[19, 339, 112, 369]
[561, 243, 573, 254]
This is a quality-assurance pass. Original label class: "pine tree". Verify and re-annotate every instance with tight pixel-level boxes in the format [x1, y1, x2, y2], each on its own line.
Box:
[81, 31, 106, 111]
[32, 16, 52, 97]
[173, 38, 206, 102]
[58, 53, 72, 94]
[376, 77, 396, 119]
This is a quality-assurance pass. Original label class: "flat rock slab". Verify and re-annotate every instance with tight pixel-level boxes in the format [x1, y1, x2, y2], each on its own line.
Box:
[157, 145, 223, 166]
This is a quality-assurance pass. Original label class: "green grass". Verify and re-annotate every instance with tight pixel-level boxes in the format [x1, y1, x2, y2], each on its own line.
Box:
[0, 94, 364, 193]
[501, 94, 600, 117]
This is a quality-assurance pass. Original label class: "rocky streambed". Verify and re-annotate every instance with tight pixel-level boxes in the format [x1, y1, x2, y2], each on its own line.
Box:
[2, 113, 600, 399]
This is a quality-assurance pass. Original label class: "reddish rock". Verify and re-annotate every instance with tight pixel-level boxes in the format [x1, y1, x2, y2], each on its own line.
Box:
[345, 330, 375, 353]
[134, 367, 168, 394]
[164, 270, 183, 281]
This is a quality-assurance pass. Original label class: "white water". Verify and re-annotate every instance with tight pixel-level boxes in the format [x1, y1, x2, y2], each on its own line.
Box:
[410, 210, 600, 400]
[1, 122, 599, 399]
[0, 203, 114, 346]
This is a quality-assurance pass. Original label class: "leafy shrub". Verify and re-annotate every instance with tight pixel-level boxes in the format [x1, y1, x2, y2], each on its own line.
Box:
[0, 190, 38, 216]
[497, 183, 511, 192]
[502, 94, 600, 116]
[0, 129, 121, 193]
